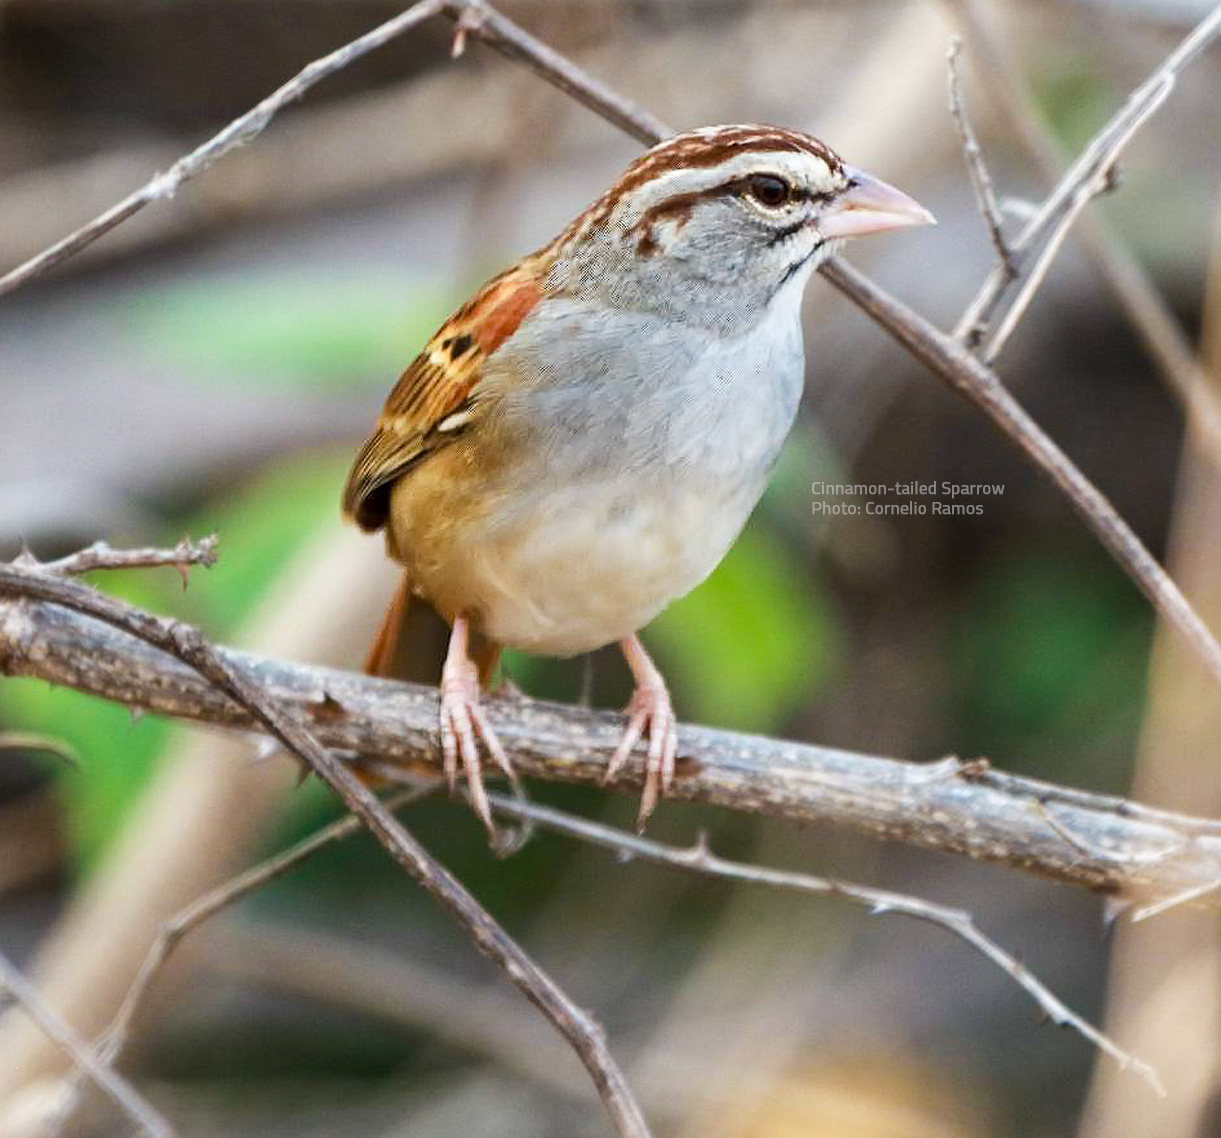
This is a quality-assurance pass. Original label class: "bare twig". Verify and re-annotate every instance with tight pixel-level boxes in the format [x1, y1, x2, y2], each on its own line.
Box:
[45, 785, 439, 1134]
[941, 0, 1221, 466]
[38, 535, 219, 586]
[981, 74, 1174, 363]
[0, 0, 444, 299]
[1130, 877, 1221, 924]
[954, 1, 1221, 351]
[0, 563, 650, 1137]
[435, 1, 669, 146]
[7, 553, 1221, 908]
[946, 36, 1013, 273]
[819, 256, 1221, 695]
[480, 792, 1162, 1093]
[0, 952, 173, 1138]
[0, 0, 668, 300]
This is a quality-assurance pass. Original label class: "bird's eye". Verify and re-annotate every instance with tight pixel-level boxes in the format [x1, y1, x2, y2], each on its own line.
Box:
[747, 174, 791, 208]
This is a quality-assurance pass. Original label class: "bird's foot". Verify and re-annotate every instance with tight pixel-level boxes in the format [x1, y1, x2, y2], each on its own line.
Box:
[603, 635, 678, 830]
[440, 616, 518, 839]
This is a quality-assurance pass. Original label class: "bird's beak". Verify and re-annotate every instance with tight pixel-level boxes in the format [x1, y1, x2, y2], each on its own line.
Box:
[817, 167, 936, 239]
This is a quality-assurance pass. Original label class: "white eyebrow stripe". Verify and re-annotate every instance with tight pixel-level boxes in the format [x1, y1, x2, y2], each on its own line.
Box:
[615, 149, 834, 215]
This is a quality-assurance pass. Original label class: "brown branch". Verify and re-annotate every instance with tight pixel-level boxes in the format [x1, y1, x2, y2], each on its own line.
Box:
[941, 0, 1221, 466]
[0, 0, 451, 300]
[0, 951, 173, 1138]
[0, 0, 668, 301]
[0, 563, 650, 1137]
[953, 1, 1221, 352]
[946, 36, 1014, 274]
[45, 786, 439, 1135]
[818, 256, 1221, 695]
[5, 555, 1221, 908]
[67, 773, 1163, 1119]
[979, 74, 1173, 364]
[36, 535, 219, 585]
[478, 792, 1160, 1092]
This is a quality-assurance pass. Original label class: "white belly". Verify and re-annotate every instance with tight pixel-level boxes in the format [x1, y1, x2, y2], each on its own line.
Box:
[464, 474, 761, 655]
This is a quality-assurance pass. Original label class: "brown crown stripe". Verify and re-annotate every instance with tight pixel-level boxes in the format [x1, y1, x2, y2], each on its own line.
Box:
[572, 126, 843, 237]
[623, 127, 844, 189]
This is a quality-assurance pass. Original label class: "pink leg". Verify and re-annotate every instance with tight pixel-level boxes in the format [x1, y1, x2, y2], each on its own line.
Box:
[603, 634, 679, 830]
[440, 615, 518, 838]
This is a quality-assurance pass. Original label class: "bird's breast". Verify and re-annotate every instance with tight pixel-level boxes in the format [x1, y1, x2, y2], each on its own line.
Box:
[392, 293, 807, 655]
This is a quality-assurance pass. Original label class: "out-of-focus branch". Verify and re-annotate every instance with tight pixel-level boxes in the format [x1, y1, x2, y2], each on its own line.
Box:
[0, 558, 650, 1138]
[0, 0, 665, 300]
[954, 1, 1221, 352]
[819, 256, 1221, 695]
[946, 36, 1013, 273]
[0, 0, 447, 299]
[479, 793, 1159, 1089]
[70, 775, 1162, 1115]
[45, 786, 438, 1136]
[0, 952, 173, 1138]
[943, 0, 1221, 461]
[947, 0, 1221, 356]
[5, 550, 1221, 909]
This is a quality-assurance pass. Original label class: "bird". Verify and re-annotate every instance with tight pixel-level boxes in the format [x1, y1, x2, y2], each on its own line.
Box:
[342, 124, 933, 835]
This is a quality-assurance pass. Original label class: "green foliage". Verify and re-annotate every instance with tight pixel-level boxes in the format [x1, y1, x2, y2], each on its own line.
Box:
[122, 274, 447, 390]
[649, 525, 838, 733]
[1, 454, 347, 868]
[953, 554, 1150, 777]
[1032, 53, 1117, 154]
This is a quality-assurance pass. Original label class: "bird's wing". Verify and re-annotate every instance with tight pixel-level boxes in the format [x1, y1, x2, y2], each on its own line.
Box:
[342, 265, 543, 531]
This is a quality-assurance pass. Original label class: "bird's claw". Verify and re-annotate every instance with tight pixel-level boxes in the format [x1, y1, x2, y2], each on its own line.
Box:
[440, 648, 516, 840]
[604, 680, 678, 831]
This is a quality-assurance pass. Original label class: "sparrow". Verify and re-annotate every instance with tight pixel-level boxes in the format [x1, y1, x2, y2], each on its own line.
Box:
[343, 124, 933, 834]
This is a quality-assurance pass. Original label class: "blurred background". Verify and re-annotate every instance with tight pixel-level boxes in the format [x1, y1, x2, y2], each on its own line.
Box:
[2, 0, 1220, 1135]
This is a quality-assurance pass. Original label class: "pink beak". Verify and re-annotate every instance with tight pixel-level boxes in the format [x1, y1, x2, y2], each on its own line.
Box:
[817, 167, 935, 240]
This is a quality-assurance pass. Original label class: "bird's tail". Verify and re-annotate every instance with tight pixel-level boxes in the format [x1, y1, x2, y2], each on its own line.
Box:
[365, 572, 502, 686]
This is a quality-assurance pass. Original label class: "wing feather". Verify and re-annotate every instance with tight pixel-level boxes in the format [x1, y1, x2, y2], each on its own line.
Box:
[342, 267, 543, 532]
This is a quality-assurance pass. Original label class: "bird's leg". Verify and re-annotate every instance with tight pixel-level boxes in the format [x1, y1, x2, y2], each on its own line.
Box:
[439, 614, 517, 838]
[604, 634, 679, 829]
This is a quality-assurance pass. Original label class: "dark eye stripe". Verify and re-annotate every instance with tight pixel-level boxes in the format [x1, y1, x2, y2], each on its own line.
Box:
[630, 176, 838, 237]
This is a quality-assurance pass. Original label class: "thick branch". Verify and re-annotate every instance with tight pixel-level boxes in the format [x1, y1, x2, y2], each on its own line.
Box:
[0, 565, 649, 1138]
[4, 581, 1221, 907]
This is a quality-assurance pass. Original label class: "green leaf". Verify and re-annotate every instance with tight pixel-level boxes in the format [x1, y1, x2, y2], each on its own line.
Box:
[648, 526, 838, 732]
[119, 275, 448, 390]
[1, 453, 349, 868]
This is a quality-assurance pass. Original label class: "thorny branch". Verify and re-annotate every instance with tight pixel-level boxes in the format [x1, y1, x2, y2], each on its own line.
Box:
[478, 793, 1161, 1091]
[0, 951, 173, 1138]
[3, 2, 1221, 1124]
[2, 0, 1220, 706]
[43, 786, 440, 1136]
[6, 547, 1221, 909]
[0, 553, 650, 1138]
[35, 534, 219, 584]
[63, 774, 1162, 1125]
